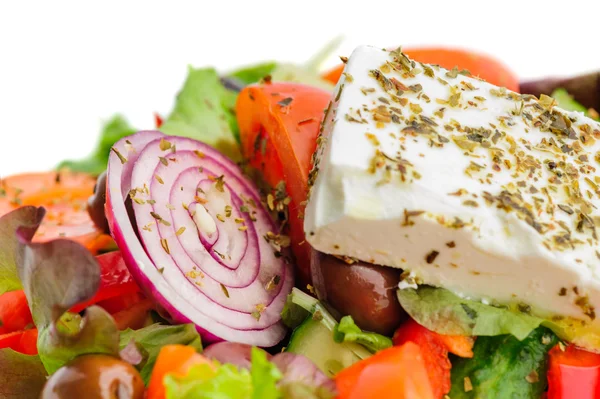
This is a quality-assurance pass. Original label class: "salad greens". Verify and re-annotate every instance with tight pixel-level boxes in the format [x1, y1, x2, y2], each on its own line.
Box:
[333, 316, 392, 353]
[0, 206, 45, 294]
[164, 348, 281, 399]
[397, 286, 549, 340]
[14, 211, 120, 373]
[120, 323, 203, 384]
[552, 88, 599, 120]
[449, 327, 558, 398]
[0, 349, 47, 399]
[58, 115, 137, 176]
[159, 67, 242, 161]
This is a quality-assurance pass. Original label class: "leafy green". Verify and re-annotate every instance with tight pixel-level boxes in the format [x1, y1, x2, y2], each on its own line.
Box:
[449, 327, 558, 398]
[333, 316, 392, 353]
[397, 286, 545, 340]
[552, 88, 590, 115]
[164, 347, 281, 399]
[14, 210, 119, 373]
[160, 67, 242, 161]
[0, 349, 47, 399]
[227, 37, 342, 90]
[120, 323, 203, 384]
[272, 353, 338, 399]
[59, 115, 136, 175]
[229, 62, 277, 85]
[281, 292, 311, 329]
[0, 206, 44, 294]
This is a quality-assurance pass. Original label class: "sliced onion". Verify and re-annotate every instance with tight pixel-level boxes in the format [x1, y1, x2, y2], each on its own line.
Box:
[106, 131, 293, 346]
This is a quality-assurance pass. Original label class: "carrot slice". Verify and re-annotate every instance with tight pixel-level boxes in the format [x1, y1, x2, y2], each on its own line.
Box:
[0, 171, 113, 253]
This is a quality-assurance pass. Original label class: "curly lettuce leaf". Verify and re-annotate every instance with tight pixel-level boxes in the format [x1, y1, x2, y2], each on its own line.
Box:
[14, 211, 119, 373]
[120, 323, 203, 384]
[160, 67, 241, 161]
[333, 316, 392, 353]
[0, 206, 45, 294]
[229, 62, 277, 85]
[397, 286, 544, 340]
[552, 88, 599, 120]
[59, 115, 136, 175]
[165, 347, 281, 399]
[0, 349, 47, 399]
[449, 327, 558, 398]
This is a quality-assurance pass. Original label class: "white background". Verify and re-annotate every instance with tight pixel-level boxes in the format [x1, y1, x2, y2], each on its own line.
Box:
[1, 0, 599, 175]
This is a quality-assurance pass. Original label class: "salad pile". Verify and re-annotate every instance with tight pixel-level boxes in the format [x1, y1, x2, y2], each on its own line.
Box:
[0, 41, 599, 399]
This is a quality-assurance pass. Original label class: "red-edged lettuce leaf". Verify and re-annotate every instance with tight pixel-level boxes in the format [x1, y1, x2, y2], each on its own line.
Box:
[0, 349, 47, 399]
[13, 207, 119, 373]
[0, 206, 45, 294]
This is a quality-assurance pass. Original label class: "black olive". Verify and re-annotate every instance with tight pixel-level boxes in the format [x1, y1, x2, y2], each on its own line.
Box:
[40, 354, 144, 399]
[87, 171, 110, 234]
[311, 250, 406, 335]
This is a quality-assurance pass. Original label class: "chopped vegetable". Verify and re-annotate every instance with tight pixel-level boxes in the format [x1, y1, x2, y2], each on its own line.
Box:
[0, 171, 113, 254]
[0, 287, 32, 334]
[106, 131, 293, 346]
[11, 207, 120, 373]
[271, 352, 337, 398]
[237, 83, 331, 283]
[333, 316, 393, 353]
[160, 67, 241, 160]
[58, 114, 137, 175]
[393, 319, 452, 398]
[204, 342, 269, 370]
[120, 323, 203, 384]
[547, 344, 600, 399]
[0, 329, 38, 355]
[148, 344, 210, 399]
[0, 349, 47, 399]
[335, 342, 435, 399]
[449, 327, 558, 398]
[323, 47, 520, 92]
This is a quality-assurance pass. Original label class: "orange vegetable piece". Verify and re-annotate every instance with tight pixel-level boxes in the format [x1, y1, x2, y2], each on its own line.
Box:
[147, 345, 211, 399]
[335, 342, 434, 399]
[237, 83, 331, 283]
[323, 47, 520, 92]
[0, 171, 113, 254]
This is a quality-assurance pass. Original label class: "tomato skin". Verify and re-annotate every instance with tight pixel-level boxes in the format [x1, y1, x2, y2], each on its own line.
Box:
[547, 344, 600, 399]
[0, 328, 38, 355]
[237, 83, 331, 284]
[335, 342, 435, 399]
[393, 319, 452, 398]
[323, 47, 520, 92]
[0, 290, 33, 335]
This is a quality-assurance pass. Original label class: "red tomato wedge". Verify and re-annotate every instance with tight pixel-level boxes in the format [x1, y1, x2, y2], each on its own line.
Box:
[0, 171, 113, 254]
[323, 47, 520, 92]
[148, 345, 211, 399]
[0, 328, 38, 355]
[392, 319, 457, 398]
[547, 344, 600, 399]
[335, 342, 435, 399]
[0, 290, 33, 335]
[237, 83, 331, 283]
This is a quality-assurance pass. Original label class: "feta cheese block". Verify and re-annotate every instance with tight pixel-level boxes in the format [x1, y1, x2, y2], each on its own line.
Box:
[304, 45, 600, 346]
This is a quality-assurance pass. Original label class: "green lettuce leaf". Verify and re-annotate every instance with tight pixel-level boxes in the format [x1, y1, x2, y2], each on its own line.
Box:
[14, 210, 119, 373]
[397, 286, 545, 340]
[59, 115, 136, 175]
[0, 206, 44, 294]
[0, 349, 47, 399]
[449, 327, 558, 399]
[164, 347, 281, 399]
[160, 67, 242, 161]
[552, 88, 589, 115]
[120, 323, 203, 384]
[333, 316, 392, 353]
[229, 62, 277, 85]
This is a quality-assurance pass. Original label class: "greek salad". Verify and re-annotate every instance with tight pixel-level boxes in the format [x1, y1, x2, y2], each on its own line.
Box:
[0, 41, 599, 399]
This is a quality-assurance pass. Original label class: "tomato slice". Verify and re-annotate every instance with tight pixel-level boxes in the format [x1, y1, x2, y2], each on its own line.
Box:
[393, 319, 453, 398]
[237, 83, 331, 283]
[0, 290, 33, 335]
[547, 344, 600, 399]
[0, 328, 38, 355]
[335, 342, 434, 399]
[323, 47, 520, 92]
[0, 171, 113, 254]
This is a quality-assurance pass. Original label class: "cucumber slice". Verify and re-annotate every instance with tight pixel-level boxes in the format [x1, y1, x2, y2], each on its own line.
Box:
[286, 315, 371, 377]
